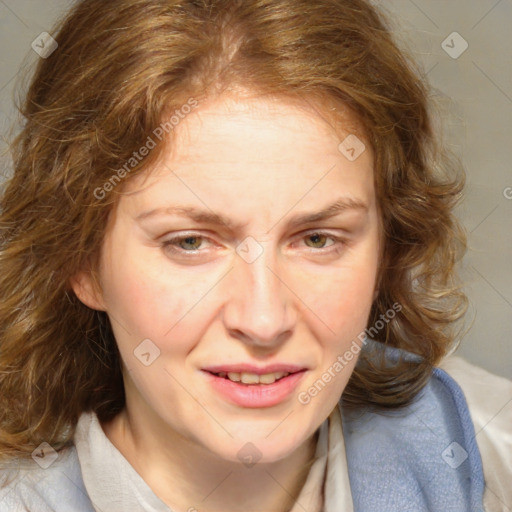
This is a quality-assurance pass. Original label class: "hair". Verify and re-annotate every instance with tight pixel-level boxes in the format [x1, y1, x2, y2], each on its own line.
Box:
[0, 0, 467, 460]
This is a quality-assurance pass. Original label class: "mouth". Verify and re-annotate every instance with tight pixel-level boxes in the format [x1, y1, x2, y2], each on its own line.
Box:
[201, 368, 307, 408]
[202, 363, 307, 385]
[206, 370, 294, 385]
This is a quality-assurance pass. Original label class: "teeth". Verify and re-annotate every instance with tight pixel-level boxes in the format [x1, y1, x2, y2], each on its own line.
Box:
[228, 372, 241, 382]
[219, 371, 289, 384]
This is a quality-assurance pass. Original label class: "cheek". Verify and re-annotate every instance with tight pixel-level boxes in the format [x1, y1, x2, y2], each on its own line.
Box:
[100, 245, 186, 340]
[101, 247, 225, 362]
[299, 254, 378, 338]
[310, 285, 373, 355]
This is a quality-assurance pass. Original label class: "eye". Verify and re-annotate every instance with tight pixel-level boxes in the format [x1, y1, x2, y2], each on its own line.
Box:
[161, 234, 212, 254]
[303, 232, 334, 249]
[299, 231, 346, 253]
[160, 231, 347, 259]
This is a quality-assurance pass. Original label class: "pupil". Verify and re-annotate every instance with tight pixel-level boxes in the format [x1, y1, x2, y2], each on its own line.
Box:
[182, 236, 200, 250]
[309, 234, 325, 248]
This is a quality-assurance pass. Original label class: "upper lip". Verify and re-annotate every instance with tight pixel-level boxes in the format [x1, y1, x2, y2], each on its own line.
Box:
[202, 364, 307, 375]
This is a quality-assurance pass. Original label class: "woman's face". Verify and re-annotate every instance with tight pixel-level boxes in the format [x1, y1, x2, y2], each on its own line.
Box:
[76, 92, 381, 464]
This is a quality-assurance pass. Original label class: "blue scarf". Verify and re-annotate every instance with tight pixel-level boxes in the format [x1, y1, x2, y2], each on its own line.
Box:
[342, 340, 485, 511]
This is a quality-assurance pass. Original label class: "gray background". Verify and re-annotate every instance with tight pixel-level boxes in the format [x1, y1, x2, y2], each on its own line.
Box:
[0, 1, 510, 379]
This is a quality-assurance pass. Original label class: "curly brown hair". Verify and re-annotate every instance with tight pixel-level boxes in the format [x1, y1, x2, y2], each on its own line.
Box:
[0, 0, 467, 460]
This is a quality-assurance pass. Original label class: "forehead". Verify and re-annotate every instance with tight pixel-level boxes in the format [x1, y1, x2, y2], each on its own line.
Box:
[116, 92, 375, 227]
[164, 92, 366, 164]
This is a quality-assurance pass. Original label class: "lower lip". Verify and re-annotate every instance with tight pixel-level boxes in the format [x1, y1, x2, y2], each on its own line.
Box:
[203, 370, 306, 408]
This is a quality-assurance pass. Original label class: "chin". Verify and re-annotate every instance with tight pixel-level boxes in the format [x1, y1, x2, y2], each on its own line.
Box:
[213, 429, 311, 466]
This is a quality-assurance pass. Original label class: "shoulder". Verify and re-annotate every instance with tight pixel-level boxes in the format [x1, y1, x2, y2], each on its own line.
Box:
[438, 355, 512, 512]
[0, 444, 95, 512]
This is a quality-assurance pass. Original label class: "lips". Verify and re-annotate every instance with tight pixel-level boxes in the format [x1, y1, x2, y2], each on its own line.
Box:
[203, 368, 307, 408]
[202, 363, 306, 375]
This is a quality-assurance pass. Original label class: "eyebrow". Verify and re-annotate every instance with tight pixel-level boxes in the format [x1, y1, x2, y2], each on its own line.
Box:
[135, 197, 368, 231]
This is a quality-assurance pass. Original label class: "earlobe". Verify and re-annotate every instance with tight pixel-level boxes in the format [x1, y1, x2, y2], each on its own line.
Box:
[69, 271, 106, 311]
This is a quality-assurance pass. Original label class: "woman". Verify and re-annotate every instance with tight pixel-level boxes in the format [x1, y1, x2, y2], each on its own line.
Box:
[0, 0, 510, 511]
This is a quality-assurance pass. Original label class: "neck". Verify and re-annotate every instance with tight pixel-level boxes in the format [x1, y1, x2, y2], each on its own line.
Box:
[102, 407, 320, 512]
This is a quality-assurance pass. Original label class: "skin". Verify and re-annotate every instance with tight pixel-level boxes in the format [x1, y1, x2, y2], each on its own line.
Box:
[72, 89, 381, 512]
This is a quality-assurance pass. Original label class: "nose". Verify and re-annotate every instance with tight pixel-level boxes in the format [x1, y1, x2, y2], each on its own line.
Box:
[222, 242, 297, 348]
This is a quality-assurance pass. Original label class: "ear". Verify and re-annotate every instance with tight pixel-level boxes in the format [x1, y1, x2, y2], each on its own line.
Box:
[69, 270, 106, 311]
